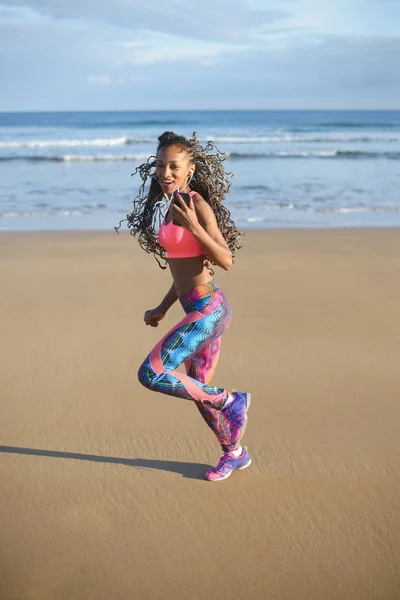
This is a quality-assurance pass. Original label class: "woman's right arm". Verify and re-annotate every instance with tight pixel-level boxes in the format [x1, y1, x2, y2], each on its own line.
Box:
[144, 283, 178, 327]
[159, 283, 178, 313]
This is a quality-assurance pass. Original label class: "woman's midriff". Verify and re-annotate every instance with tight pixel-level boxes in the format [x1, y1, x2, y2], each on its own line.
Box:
[168, 256, 214, 297]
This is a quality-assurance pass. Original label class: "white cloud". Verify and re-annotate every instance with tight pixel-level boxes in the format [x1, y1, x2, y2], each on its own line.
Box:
[0, 4, 41, 21]
[0, 0, 399, 109]
[118, 32, 248, 66]
[0, 0, 292, 43]
[87, 74, 111, 84]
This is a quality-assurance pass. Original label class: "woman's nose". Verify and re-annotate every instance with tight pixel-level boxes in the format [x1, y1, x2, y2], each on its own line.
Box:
[158, 167, 170, 178]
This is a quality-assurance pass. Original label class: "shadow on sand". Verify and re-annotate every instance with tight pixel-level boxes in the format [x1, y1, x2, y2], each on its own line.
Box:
[0, 445, 210, 481]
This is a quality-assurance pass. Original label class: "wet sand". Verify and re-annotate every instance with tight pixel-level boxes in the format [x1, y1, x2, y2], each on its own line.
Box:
[1, 228, 399, 600]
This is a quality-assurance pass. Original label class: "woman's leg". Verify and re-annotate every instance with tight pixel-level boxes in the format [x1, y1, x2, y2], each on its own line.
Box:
[185, 338, 236, 453]
[137, 287, 231, 408]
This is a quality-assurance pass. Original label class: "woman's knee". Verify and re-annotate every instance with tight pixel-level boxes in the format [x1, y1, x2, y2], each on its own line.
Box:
[137, 359, 156, 390]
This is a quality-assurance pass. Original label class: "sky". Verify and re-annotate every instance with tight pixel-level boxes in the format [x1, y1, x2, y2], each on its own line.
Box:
[0, 0, 400, 111]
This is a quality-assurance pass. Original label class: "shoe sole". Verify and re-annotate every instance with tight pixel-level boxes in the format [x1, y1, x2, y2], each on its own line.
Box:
[238, 457, 252, 470]
[247, 393, 252, 412]
[204, 457, 252, 482]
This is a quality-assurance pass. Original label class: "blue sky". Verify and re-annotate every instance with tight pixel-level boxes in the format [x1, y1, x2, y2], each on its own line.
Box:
[0, 0, 399, 110]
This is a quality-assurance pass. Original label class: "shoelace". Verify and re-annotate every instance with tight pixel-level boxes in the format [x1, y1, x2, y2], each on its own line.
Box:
[214, 446, 247, 471]
[216, 453, 234, 468]
[215, 452, 236, 469]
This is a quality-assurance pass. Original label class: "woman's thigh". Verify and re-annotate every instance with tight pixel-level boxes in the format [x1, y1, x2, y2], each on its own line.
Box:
[150, 301, 229, 373]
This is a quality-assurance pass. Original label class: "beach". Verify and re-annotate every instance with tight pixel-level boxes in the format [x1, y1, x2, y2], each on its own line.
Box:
[1, 228, 399, 600]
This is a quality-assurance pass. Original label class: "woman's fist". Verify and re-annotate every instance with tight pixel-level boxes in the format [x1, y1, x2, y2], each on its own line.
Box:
[144, 306, 166, 327]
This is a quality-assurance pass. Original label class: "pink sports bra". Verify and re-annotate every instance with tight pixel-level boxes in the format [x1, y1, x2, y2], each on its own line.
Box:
[158, 191, 207, 259]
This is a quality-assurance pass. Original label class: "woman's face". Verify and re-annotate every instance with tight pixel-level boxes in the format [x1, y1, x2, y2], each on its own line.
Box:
[155, 144, 194, 196]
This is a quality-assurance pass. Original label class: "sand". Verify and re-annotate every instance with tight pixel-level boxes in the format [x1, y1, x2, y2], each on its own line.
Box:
[0, 228, 399, 600]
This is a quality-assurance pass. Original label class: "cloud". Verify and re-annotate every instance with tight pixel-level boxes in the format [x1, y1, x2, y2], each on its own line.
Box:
[0, 0, 399, 109]
[87, 74, 111, 84]
[117, 32, 249, 67]
[212, 33, 400, 108]
[0, 0, 292, 43]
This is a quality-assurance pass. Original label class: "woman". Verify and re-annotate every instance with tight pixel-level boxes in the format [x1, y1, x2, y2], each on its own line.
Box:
[118, 131, 251, 482]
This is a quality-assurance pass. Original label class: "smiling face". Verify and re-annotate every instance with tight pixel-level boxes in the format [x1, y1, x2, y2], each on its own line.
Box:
[155, 145, 195, 196]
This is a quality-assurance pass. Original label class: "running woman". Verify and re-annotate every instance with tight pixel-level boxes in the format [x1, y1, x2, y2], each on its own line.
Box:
[117, 131, 251, 481]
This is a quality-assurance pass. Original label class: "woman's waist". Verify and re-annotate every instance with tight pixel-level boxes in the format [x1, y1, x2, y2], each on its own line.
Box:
[178, 279, 219, 302]
[169, 258, 214, 297]
[174, 275, 215, 298]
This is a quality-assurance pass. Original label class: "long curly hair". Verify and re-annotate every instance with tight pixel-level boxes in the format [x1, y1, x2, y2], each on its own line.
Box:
[115, 131, 244, 269]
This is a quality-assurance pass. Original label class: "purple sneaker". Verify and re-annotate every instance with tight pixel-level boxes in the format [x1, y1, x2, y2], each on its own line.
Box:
[204, 446, 252, 482]
[220, 390, 251, 448]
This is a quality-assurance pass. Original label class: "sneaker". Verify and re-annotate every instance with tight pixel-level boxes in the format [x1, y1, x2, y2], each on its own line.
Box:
[204, 446, 252, 482]
[220, 390, 251, 448]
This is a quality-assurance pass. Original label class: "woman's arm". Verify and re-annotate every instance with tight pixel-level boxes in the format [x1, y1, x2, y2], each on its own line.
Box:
[159, 283, 178, 313]
[172, 193, 233, 271]
[144, 283, 177, 327]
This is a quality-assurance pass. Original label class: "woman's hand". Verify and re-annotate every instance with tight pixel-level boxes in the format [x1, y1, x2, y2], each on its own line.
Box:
[171, 194, 200, 232]
[144, 306, 166, 327]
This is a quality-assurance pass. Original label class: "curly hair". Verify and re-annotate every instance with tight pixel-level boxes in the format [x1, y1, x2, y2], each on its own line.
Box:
[115, 131, 244, 269]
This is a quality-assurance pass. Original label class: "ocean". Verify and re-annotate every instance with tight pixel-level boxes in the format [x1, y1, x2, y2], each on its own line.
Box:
[1, 109, 400, 231]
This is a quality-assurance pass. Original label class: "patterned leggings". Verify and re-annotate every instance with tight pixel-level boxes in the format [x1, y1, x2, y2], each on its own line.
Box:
[138, 280, 235, 451]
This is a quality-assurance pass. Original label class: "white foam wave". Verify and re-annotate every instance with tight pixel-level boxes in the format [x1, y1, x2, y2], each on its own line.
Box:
[2, 149, 399, 163]
[0, 133, 399, 150]
[316, 206, 400, 213]
[0, 209, 90, 218]
[62, 153, 148, 161]
[203, 134, 400, 143]
[0, 137, 129, 149]
[263, 203, 296, 210]
[228, 150, 339, 158]
[3, 205, 400, 221]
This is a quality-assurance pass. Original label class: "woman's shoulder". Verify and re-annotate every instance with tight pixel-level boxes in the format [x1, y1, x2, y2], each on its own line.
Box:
[190, 191, 210, 210]
[189, 190, 203, 200]
[190, 190, 208, 208]
[190, 191, 216, 225]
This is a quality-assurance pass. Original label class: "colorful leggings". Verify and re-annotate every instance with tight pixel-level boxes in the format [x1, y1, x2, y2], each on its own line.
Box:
[138, 280, 235, 451]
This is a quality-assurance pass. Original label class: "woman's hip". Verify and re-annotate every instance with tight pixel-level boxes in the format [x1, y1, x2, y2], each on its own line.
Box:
[178, 280, 232, 323]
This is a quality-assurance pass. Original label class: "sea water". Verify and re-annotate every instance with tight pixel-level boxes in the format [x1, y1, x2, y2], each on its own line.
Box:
[1, 109, 400, 231]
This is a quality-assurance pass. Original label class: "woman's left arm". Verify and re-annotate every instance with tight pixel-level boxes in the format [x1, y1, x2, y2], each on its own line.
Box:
[172, 192, 233, 271]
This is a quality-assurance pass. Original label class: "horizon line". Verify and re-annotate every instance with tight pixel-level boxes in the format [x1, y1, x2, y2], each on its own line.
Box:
[1, 108, 400, 114]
